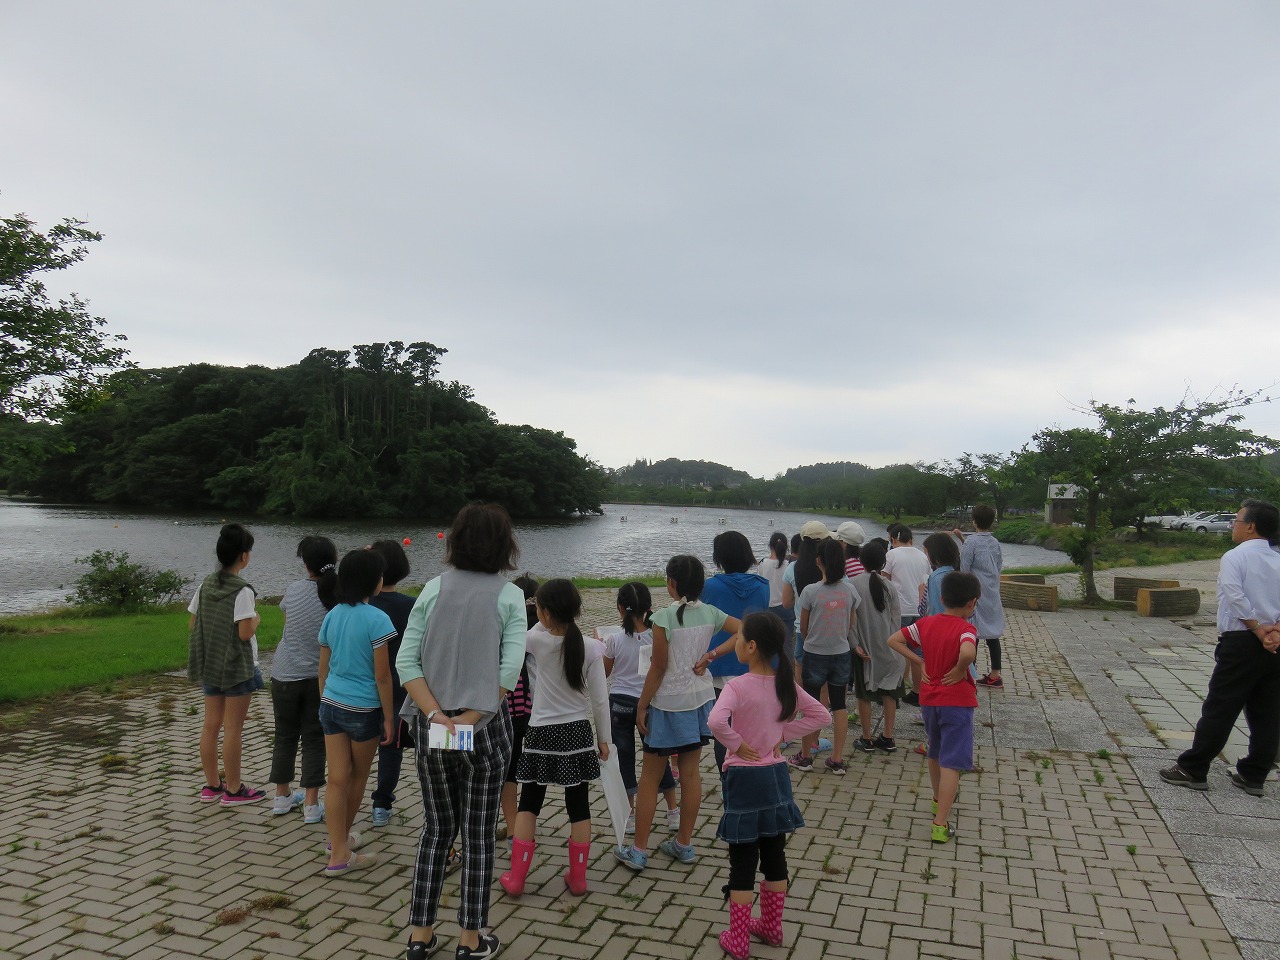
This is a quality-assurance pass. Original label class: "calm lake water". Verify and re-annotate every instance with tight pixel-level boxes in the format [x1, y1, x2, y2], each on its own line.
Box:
[0, 498, 1067, 614]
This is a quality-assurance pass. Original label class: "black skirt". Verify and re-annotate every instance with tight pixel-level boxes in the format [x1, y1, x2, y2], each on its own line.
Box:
[515, 719, 601, 787]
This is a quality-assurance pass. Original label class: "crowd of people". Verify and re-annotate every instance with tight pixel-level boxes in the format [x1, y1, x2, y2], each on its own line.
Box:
[185, 504, 1008, 960]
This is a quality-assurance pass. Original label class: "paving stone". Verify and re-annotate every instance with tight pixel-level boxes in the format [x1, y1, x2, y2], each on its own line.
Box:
[0, 588, 1264, 959]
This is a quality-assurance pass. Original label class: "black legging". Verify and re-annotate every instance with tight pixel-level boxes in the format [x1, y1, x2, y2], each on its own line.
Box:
[986, 638, 1002, 672]
[727, 834, 788, 891]
[517, 782, 591, 823]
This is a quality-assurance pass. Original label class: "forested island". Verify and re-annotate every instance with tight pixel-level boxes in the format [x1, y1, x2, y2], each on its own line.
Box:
[0, 342, 609, 519]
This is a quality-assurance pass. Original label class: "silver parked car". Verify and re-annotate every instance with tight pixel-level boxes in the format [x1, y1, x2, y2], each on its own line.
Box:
[1191, 512, 1235, 534]
[1169, 510, 1218, 530]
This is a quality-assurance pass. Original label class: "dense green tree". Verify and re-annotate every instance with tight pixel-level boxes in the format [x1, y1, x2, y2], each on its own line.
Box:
[1032, 391, 1275, 603]
[1, 211, 131, 419]
[18, 343, 606, 519]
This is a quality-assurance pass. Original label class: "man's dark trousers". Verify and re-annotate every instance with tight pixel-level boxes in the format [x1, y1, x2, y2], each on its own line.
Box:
[1177, 630, 1280, 784]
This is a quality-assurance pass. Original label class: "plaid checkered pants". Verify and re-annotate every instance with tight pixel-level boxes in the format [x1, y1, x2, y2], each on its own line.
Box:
[408, 703, 513, 931]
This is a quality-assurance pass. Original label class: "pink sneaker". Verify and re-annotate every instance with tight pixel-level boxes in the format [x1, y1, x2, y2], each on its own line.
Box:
[199, 782, 225, 802]
[220, 784, 266, 806]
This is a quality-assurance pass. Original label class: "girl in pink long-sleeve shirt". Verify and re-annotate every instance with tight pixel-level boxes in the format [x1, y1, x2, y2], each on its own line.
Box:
[706, 612, 831, 960]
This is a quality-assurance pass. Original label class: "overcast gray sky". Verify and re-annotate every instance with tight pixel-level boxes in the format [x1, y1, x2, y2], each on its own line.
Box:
[4, 2, 1278, 478]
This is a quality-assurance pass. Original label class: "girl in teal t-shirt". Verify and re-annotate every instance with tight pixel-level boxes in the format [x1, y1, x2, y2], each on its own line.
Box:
[318, 549, 395, 876]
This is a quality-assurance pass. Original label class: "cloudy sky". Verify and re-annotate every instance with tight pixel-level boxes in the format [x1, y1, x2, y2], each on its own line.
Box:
[4, 2, 1278, 478]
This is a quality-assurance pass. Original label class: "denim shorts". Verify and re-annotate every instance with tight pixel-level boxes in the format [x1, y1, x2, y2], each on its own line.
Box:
[202, 667, 265, 698]
[801, 651, 852, 690]
[319, 702, 383, 742]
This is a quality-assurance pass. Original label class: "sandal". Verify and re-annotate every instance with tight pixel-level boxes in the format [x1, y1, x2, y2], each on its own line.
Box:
[323, 830, 366, 853]
[321, 851, 377, 877]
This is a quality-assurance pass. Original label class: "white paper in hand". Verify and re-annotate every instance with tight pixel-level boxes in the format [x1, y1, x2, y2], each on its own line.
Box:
[428, 723, 475, 752]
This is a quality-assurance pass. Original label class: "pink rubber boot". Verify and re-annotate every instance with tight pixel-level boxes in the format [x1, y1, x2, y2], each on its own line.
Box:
[564, 840, 591, 895]
[748, 885, 785, 946]
[499, 838, 535, 897]
[718, 900, 752, 959]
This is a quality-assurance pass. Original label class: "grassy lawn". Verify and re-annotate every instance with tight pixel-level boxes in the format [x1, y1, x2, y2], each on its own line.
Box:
[0, 603, 284, 704]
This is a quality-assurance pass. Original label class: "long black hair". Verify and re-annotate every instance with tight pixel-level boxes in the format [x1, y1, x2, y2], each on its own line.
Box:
[665, 554, 705, 625]
[741, 612, 797, 722]
[818, 539, 846, 585]
[922, 532, 961, 571]
[536, 579, 586, 693]
[297, 535, 338, 610]
[768, 531, 788, 569]
[859, 540, 890, 613]
[617, 581, 653, 636]
[793, 537, 823, 598]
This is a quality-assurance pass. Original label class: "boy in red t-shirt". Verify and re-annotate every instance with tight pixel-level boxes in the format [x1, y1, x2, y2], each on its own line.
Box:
[889, 572, 980, 844]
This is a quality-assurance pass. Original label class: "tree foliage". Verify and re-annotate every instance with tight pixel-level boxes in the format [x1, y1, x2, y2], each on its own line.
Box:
[1, 211, 131, 420]
[68, 550, 186, 610]
[10, 342, 608, 519]
[1032, 390, 1276, 602]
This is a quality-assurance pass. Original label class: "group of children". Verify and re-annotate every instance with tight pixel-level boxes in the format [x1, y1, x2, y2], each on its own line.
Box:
[187, 525, 419, 874]
[187, 510, 1001, 960]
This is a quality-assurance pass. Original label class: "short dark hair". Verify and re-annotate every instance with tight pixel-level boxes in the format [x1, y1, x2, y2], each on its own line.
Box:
[368, 539, 410, 586]
[922, 532, 961, 570]
[712, 530, 756, 574]
[940, 570, 981, 609]
[1241, 499, 1280, 543]
[972, 504, 996, 530]
[446, 503, 520, 573]
[886, 523, 913, 543]
[337, 548, 385, 606]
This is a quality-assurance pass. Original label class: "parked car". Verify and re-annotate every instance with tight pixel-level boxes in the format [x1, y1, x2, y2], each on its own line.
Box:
[1144, 514, 1185, 528]
[1169, 510, 1218, 530]
[1191, 512, 1235, 534]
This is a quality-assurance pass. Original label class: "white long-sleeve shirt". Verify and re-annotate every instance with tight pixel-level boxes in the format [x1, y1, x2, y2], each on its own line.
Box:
[1216, 538, 1280, 634]
[524, 623, 610, 738]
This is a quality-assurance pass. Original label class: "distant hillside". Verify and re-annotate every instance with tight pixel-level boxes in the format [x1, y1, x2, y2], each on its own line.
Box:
[611, 458, 754, 488]
[782, 461, 876, 486]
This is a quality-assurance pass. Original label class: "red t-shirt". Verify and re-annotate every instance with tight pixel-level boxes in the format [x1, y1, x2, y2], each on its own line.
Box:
[906, 614, 978, 708]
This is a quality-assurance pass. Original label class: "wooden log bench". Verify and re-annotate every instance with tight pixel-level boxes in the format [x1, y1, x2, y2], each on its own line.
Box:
[1136, 587, 1201, 618]
[1001, 573, 1046, 584]
[1114, 576, 1180, 602]
[1000, 581, 1059, 612]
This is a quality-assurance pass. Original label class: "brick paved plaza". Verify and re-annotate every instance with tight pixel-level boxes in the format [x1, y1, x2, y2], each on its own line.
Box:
[1, 566, 1276, 960]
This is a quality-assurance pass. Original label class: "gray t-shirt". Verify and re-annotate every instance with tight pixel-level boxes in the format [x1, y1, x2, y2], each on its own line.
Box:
[798, 579, 860, 656]
[272, 579, 327, 681]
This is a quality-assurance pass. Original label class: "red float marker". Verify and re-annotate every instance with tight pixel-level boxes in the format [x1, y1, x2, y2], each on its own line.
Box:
[403, 537, 411, 546]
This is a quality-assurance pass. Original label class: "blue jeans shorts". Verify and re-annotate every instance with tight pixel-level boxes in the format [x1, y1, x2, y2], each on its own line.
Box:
[801, 651, 851, 711]
[319, 702, 382, 742]
[202, 667, 265, 698]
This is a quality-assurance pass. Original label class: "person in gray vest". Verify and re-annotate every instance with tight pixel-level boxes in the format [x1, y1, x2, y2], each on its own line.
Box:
[397, 504, 529, 960]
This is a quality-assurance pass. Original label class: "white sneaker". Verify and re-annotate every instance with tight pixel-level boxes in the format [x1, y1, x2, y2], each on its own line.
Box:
[303, 802, 325, 824]
[272, 790, 305, 816]
[625, 812, 635, 835]
[667, 808, 681, 832]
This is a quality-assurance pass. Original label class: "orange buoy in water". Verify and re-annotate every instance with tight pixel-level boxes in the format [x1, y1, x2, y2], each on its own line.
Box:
[403, 537, 411, 546]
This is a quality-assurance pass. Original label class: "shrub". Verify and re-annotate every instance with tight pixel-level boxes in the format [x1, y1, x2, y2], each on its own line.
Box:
[68, 550, 186, 610]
